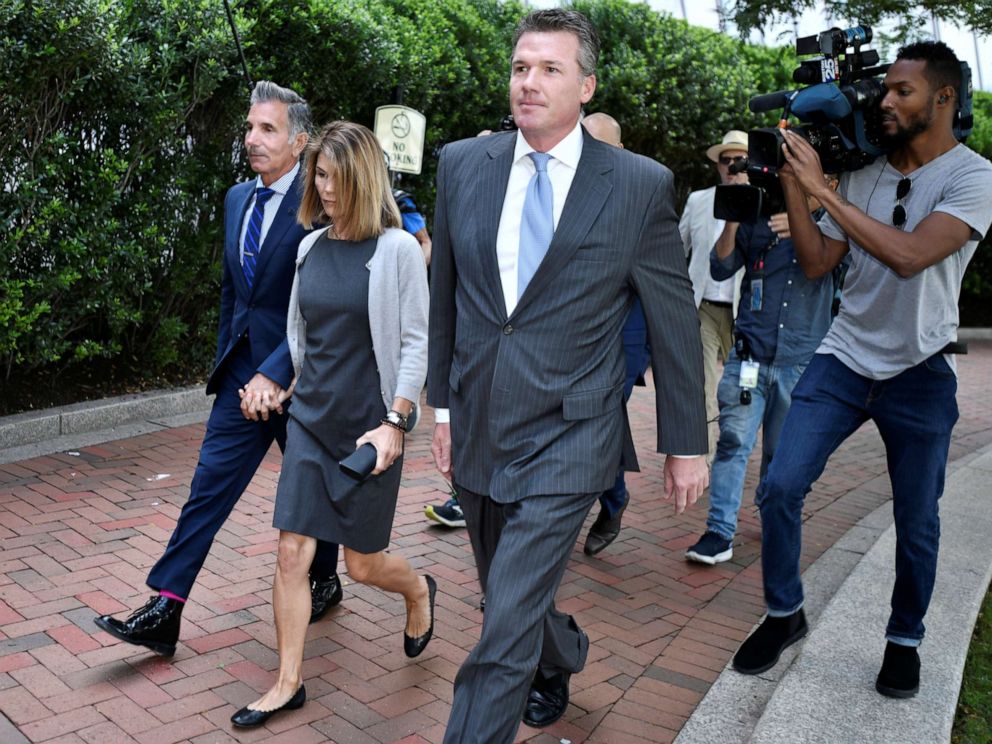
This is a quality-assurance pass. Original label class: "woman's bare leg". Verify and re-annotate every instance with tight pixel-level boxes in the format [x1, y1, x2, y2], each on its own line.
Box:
[249, 531, 316, 710]
[344, 548, 431, 637]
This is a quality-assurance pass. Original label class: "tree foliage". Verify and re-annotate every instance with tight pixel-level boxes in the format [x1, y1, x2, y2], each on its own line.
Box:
[961, 90, 992, 325]
[725, 0, 992, 39]
[572, 0, 794, 196]
[0, 0, 990, 407]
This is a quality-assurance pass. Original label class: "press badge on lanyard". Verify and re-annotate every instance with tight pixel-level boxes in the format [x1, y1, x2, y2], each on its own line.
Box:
[740, 360, 760, 389]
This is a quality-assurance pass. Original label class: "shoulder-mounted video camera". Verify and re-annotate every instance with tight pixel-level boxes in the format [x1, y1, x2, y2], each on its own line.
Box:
[715, 25, 974, 222]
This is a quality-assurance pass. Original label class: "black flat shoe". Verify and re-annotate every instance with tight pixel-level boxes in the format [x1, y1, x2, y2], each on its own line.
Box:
[230, 685, 306, 728]
[523, 670, 570, 728]
[404, 575, 436, 658]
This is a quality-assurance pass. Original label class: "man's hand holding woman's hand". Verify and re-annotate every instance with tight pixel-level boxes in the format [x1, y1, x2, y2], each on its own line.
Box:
[238, 374, 295, 421]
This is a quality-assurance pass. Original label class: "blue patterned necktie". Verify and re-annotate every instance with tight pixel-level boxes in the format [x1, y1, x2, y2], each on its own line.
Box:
[517, 152, 554, 300]
[242, 187, 276, 289]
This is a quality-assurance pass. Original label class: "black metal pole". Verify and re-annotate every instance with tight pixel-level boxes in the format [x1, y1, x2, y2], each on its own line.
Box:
[223, 0, 253, 94]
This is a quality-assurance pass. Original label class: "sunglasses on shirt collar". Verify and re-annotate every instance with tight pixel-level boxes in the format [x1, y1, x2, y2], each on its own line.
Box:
[892, 177, 912, 228]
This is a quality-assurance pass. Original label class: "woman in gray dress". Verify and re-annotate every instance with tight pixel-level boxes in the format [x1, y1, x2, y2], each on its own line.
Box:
[232, 121, 433, 727]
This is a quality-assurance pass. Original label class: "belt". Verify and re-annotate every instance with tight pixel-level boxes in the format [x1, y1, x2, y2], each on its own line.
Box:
[938, 341, 968, 355]
[701, 299, 733, 308]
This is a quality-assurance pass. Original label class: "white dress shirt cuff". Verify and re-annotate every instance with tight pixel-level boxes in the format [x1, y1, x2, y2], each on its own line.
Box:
[434, 408, 450, 424]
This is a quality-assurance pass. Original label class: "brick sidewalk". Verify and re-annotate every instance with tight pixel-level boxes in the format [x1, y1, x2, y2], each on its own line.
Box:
[2, 342, 990, 744]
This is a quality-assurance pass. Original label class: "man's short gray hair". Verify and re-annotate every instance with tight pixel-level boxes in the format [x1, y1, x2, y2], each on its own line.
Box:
[250, 80, 312, 140]
[512, 9, 600, 78]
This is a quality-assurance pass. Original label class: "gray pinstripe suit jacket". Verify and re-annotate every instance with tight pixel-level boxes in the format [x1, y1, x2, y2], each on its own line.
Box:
[428, 128, 707, 503]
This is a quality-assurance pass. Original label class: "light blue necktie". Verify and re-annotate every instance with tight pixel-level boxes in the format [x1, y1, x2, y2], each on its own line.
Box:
[242, 187, 275, 289]
[517, 152, 554, 300]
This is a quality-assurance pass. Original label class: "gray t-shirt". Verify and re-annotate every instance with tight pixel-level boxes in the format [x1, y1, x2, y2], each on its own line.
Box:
[817, 144, 992, 379]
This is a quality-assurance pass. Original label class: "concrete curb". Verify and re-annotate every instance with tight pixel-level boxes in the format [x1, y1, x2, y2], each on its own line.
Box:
[675, 443, 992, 744]
[0, 386, 213, 464]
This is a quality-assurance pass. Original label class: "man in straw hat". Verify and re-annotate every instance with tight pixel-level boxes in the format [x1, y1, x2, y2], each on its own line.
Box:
[680, 130, 748, 461]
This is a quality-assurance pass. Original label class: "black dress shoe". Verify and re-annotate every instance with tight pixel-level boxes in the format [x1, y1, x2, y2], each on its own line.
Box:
[231, 685, 306, 728]
[404, 575, 436, 658]
[93, 595, 183, 656]
[732, 609, 808, 675]
[875, 641, 920, 698]
[309, 573, 343, 624]
[523, 670, 570, 728]
[584, 490, 629, 556]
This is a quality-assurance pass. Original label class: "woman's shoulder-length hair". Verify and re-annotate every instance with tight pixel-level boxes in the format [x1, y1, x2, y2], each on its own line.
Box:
[297, 120, 402, 241]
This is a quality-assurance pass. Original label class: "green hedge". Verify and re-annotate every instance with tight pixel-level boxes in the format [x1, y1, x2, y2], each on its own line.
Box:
[1, 0, 989, 403]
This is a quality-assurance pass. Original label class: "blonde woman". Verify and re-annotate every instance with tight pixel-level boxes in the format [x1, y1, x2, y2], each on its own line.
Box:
[232, 121, 433, 727]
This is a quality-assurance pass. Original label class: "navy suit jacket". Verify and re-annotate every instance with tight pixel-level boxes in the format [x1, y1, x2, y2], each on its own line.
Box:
[428, 130, 708, 502]
[208, 170, 309, 395]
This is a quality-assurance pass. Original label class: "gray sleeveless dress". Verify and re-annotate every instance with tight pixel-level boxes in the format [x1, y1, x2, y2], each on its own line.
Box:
[273, 233, 402, 553]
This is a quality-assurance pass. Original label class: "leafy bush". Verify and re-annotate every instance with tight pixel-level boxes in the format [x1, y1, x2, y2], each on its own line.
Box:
[571, 0, 795, 199]
[1, 0, 989, 411]
[960, 90, 992, 326]
[1, 0, 244, 394]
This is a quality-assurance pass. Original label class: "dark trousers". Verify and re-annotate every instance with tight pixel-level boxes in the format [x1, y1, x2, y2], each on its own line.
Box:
[147, 340, 338, 598]
[444, 485, 597, 744]
[757, 353, 957, 644]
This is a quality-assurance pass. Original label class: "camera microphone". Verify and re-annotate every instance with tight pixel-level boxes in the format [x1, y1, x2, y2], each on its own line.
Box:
[749, 90, 796, 114]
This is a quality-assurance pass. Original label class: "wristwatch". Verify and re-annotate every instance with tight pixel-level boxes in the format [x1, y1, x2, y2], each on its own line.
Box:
[384, 409, 409, 432]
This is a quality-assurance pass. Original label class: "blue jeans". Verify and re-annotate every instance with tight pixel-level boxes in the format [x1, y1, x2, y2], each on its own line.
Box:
[706, 351, 807, 540]
[757, 353, 958, 646]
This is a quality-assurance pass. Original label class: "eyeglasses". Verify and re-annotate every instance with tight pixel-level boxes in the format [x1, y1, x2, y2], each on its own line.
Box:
[719, 155, 746, 166]
[892, 177, 911, 228]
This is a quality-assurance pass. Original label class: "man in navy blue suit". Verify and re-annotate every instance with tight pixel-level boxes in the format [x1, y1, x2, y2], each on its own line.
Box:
[95, 81, 341, 657]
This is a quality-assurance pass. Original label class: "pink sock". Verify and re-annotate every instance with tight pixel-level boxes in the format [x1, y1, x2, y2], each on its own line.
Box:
[159, 590, 186, 603]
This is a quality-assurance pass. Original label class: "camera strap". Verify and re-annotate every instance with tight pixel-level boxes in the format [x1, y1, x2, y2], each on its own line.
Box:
[750, 236, 779, 312]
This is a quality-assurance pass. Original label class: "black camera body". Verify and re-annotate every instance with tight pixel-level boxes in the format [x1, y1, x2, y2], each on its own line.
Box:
[715, 25, 974, 222]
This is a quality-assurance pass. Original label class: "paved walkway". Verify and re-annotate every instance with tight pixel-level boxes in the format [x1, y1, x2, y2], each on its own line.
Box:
[1, 341, 990, 744]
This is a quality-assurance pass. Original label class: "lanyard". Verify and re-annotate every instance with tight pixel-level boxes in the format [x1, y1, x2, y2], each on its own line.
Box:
[751, 236, 780, 278]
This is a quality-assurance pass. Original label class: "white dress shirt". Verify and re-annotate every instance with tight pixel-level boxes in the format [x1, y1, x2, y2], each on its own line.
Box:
[238, 162, 301, 263]
[496, 122, 584, 316]
[434, 124, 584, 426]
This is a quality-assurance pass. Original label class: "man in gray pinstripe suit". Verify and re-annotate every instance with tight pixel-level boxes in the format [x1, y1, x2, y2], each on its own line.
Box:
[428, 10, 709, 742]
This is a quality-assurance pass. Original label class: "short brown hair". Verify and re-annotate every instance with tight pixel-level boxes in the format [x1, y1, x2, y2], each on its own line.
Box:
[512, 9, 599, 78]
[298, 121, 401, 240]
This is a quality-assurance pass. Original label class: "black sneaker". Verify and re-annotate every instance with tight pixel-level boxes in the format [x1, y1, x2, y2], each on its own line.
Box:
[875, 641, 920, 698]
[733, 609, 808, 675]
[685, 531, 733, 565]
[425, 497, 466, 528]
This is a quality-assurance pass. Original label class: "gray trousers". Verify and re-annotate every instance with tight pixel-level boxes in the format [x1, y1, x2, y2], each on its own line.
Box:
[444, 485, 597, 744]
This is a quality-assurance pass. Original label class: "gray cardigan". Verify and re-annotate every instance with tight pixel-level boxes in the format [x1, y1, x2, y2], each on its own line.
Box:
[287, 226, 429, 430]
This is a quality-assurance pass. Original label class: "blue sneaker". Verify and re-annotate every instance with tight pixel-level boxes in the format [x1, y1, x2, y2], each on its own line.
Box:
[685, 531, 733, 565]
[425, 497, 466, 528]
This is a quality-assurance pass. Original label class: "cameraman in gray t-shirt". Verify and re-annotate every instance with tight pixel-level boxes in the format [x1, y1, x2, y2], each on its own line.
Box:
[731, 41, 992, 699]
